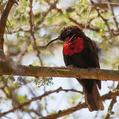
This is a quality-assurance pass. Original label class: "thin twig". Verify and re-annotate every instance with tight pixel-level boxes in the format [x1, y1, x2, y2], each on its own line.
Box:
[107, 0, 119, 31]
[0, 87, 82, 117]
[90, 0, 113, 37]
[29, 0, 43, 66]
[104, 83, 119, 119]
[40, 89, 119, 119]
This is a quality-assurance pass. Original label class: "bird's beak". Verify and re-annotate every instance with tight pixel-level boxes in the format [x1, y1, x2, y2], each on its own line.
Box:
[46, 37, 60, 47]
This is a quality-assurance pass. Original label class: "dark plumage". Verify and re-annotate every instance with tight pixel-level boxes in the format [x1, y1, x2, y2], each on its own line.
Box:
[60, 26, 104, 111]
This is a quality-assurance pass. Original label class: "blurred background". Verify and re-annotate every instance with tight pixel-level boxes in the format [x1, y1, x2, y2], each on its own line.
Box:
[0, 0, 119, 119]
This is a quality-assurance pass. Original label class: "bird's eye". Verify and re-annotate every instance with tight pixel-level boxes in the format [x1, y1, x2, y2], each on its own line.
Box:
[60, 28, 73, 41]
[66, 29, 72, 35]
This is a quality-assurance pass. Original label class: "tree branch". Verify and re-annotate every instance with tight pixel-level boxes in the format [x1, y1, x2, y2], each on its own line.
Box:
[104, 83, 119, 119]
[0, 61, 119, 81]
[0, 87, 82, 117]
[92, 2, 119, 9]
[29, 0, 43, 66]
[0, 0, 16, 62]
[107, 0, 119, 31]
[41, 90, 119, 119]
[0, 0, 16, 50]
[1, 87, 119, 118]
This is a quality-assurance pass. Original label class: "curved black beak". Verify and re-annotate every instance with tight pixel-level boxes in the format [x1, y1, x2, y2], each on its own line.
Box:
[45, 37, 60, 48]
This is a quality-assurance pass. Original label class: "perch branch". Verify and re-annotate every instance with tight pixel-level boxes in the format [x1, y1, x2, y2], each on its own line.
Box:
[0, 61, 119, 81]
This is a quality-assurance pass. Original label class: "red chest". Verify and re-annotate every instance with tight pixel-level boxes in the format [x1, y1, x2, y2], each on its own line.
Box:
[63, 37, 84, 56]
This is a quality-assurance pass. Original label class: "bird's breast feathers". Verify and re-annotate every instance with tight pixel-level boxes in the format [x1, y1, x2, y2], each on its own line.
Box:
[63, 37, 84, 56]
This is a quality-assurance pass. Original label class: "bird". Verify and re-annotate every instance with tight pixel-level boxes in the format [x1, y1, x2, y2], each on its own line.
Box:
[58, 26, 104, 111]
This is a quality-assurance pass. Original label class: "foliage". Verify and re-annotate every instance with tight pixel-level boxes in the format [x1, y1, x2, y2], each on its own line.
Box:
[0, 0, 119, 119]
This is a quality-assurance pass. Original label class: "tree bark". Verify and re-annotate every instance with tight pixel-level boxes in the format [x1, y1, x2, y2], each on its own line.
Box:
[0, 61, 119, 81]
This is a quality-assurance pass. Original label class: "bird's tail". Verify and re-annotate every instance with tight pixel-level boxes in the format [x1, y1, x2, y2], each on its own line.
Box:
[84, 82, 104, 111]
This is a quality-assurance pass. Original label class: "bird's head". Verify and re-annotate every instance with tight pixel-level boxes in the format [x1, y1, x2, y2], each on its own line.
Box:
[59, 26, 82, 41]
[45, 26, 84, 47]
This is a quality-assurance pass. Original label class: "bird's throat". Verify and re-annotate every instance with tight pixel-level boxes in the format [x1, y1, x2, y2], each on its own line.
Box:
[63, 37, 84, 56]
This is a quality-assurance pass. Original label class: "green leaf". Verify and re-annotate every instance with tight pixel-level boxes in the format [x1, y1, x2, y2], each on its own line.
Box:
[16, 95, 28, 104]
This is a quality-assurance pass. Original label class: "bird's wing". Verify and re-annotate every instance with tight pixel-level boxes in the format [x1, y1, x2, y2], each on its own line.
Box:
[84, 37, 101, 89]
